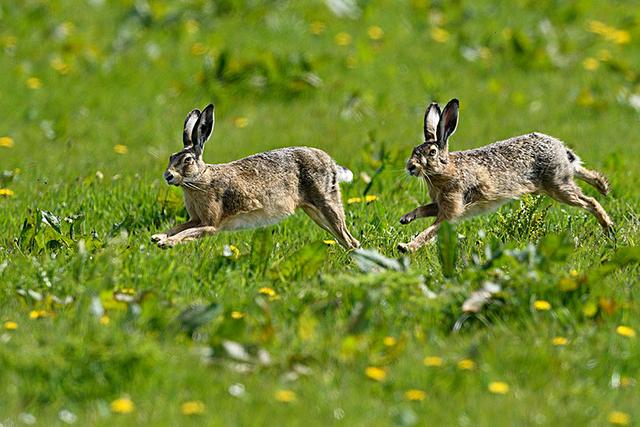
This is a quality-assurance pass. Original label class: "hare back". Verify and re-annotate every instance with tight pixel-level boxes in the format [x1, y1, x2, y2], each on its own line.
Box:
[453, 132, 576, 196]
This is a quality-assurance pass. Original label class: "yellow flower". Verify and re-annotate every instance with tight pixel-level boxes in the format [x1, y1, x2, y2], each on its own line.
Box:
[4, 321, 17, 330]
[100, 315, 110, 325]
[0, 136, 14, 148]
[110, 397, 135, 414]
[616, 325, 636, 338]
[367, 26, 384, 41]
[113, 144, 128, 154]
[181, 400, 205, 415]
[430, 27, 450, 43]
[552, 336, 568, 346]
[383, 336, 397, 347]
[404, 389, 427, 401]
[323, 239, 337, 245]
[230, 311, 245, 320]
[185, 19, 199, 34]
[190, 42, 208, 56]
[347, 197, 362, 204]
[533, 300, 551, 311]
[608, 411, 631, 426]
[559, 277, 579, 290]
[50, 56, 71, 74]
[457, 359, 476, 370]
[587, 21, 630, 45]
[583, 57, 599, 71]
[233, 117, 249, 128]
[488, 381, 510, 394]
[258, 287, 277, 297]
[620, 377, 632, 388]
[365, 366, 387, 381]
[0, 188, 15, 197]
[334, 32, 352, 46]
[274, 389, 297, 403]
[423, 356, 444, 367]
[29, 310, 48, 319]
[364, 194, 378, 202]
[309, 21, 326, 35]
[26, 77, 42, 89]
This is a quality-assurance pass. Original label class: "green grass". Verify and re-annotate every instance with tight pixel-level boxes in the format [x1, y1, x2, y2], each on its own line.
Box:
[1, 0, 640, 425]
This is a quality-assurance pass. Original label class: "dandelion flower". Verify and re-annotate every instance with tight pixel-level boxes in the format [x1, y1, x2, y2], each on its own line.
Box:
[430, 27, 450, 43]
[110, 398, 135, 414]
[423, 356, 443, 367]
[181, 400, 205, 415]
[4, 321, 17, 330]
[230, 311, 245, 319]
[233, 117, 249, 128]
[365, 366, 387, 381]
[309, 21, 326, 35]
[334, 32, 352, 46]
[367, 26, 384, 41]
[457, 359, 476, 370]
[616, 325, 636, 338]
[274, 389, 297, 403]
[50, 56, 71, 75]
[533, 300, 551, 311]
[323, 239, 336, 245]
[113, 144, 128, 154]
[26, 77, 42, 89]
[404, 389, 426, 401]
[383, 336, 397, 347]
[0, 136, 14, 148]
[0, 188, 15, 197]
[100, 315, 110, 325]
[364, 194, 378, 202]
[552, 337, 568, 346]
[258, 287, 277, 297]
[29, 310, 48, 319]
[190, 42, 208, 56]
[608, 411, 631, 425]
[583, 57, 599, 71]
[185, 19, 199, 34]
[347, 197, 362, 204]
[488, 381, 510, 394]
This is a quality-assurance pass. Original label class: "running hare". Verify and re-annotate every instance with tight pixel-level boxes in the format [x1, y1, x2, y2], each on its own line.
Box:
[398, 98, 613, 253]
[152, 104, 360, 249]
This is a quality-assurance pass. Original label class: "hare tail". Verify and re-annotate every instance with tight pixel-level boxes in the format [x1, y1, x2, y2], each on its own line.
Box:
[336, 164, 353, 183]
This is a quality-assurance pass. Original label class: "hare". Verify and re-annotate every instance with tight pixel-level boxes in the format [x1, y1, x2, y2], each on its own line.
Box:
[151, 104, 360, 249]
[397, 98, 613, 253]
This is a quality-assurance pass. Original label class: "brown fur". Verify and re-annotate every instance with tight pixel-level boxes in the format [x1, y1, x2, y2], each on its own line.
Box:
[152, 104, 359, 249]
[398, 99, 613, 253]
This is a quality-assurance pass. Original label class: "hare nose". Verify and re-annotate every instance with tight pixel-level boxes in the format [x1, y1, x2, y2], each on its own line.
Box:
[163, 171, 173, 182]
[407, 164, 417, 175]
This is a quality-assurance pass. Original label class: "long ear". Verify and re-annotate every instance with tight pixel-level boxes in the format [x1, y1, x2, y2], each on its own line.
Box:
[423, 102, 441, 141]
[191, 104, 215, 157]
[436, 98, 459, 148]
[183, 109, 201, 146]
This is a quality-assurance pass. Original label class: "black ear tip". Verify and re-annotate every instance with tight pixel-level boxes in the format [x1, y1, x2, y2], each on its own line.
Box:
[204, 103, 215, 112]
[450, 98, 459, 106]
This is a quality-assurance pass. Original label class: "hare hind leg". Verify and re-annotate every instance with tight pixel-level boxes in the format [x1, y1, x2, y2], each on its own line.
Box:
[547, 182, 613, 233]
[574, 165, 610, 196]
[303, 198, 360, 249]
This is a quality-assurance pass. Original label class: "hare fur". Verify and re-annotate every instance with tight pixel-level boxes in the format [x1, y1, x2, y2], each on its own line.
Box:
[398, 98, 613, 253]
[152, 104, 360, 249]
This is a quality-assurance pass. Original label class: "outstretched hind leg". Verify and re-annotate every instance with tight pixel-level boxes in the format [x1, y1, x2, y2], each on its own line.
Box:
[304, 197, 360, 249]
[548, 183, 613, 234]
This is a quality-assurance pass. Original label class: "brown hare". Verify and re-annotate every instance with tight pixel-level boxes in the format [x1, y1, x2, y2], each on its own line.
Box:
[152, 104, 360, 249]
[398, 98, 613, 253]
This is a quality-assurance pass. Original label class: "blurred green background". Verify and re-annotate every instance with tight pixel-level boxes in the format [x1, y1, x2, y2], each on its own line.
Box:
[1, 1, 639, 425]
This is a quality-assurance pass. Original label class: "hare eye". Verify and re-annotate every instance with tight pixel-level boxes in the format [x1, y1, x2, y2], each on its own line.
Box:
[429, 148, 437, 156]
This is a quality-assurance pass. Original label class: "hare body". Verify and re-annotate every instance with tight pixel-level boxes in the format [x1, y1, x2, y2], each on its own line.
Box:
[152, 104, 359, 249]
[398, 99, 612, 253]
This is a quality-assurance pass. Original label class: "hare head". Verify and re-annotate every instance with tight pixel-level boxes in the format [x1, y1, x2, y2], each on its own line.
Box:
[163, 104, 215, 186]
[406, 98, 459, 177]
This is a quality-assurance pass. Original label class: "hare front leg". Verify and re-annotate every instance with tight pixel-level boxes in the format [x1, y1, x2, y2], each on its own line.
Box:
[151, 219, 200, 242]
[397, 218, 443, 253]
[158, 225, 217, 248]
[400, 203, 438, 224]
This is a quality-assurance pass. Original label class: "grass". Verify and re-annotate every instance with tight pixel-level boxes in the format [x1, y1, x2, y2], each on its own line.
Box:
[1, 0, 640, 425]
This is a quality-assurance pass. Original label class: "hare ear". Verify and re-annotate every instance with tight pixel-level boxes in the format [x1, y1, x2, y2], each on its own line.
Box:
[183, 109, 201, 146]
[437, 98, 459, 148]
[191, 104, 215, 156]
[423, 102, 441, 142]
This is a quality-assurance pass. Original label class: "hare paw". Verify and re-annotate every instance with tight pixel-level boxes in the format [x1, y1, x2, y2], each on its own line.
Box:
[151, 233, 168, 243]
[397, 242, 412, 253]
[400, 212, 416, 225]
[157, 237, 178, 249]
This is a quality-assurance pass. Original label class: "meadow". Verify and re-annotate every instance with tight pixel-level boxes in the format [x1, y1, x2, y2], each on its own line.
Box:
[1, 0, 640, 425]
